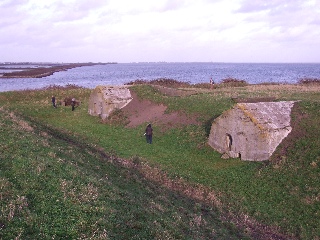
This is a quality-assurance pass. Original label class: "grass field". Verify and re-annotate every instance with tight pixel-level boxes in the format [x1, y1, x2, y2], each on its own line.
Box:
[0, 82, 319, 239]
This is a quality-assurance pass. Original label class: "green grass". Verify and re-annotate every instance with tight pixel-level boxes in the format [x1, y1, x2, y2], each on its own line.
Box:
[0, 104, 247, 239]
[1, 84, 320, 239]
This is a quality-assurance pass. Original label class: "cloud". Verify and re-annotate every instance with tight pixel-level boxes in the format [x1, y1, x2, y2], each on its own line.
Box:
[0, 0, 28, 8]
[234, 0, 320, 46]
[236, 0, 302, 13]
[0, 0, 319, 62]
[237, 0, 319, 26]
[0, 0, 28, 28]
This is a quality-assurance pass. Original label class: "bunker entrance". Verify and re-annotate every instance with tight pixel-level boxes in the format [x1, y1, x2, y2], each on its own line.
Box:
[226, 134, 232, 151]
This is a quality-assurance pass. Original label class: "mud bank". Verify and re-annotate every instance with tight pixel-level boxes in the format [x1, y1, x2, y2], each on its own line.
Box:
[0, 63, 110, 78]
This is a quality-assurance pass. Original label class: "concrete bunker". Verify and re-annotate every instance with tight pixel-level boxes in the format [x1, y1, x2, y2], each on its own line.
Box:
[88, 85, 132, 120]
[208, 101, 296, 161]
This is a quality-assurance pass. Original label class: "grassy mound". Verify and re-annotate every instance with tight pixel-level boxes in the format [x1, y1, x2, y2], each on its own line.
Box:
[0, 82, 319, 239]
[0, 107, 246, 239]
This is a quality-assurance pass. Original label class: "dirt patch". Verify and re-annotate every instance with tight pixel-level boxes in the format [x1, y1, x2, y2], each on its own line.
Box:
[7, 111, 34, 132]
[121, 90, 200, 129]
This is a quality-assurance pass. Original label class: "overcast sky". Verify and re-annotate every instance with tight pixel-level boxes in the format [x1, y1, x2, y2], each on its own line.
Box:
[1, 0, 319, 63]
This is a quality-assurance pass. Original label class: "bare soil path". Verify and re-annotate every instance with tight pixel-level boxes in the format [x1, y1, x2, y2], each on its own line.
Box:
[122, 90, 200, 129]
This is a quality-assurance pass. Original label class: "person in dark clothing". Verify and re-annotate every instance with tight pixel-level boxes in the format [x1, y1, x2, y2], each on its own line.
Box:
[210, 78, 215, 89]
[71, 98, 75, 111]
[51, 96, 56, 108]
[145, 123, 153, 144]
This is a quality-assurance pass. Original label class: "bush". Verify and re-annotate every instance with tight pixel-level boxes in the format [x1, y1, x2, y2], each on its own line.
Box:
[125, 79, 149, 85]
[297, 78, 320, 85]
[219, 77, 248, 87]
[41, 84, 84, 90]
[125, 78, 191, 88]
[104, 108, 129, 126]
[150, 78, 191, 88]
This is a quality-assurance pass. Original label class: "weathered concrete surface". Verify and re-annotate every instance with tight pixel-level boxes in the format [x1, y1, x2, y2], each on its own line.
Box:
[208, 101, 295, 161]
[88, 86, 132, 120]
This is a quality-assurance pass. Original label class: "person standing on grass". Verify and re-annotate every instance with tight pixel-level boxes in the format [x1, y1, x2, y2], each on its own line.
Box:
[210, 77, 215, 89]
[145, 123, 153, 144]
[51, 95, 56, 108]
[71, 98, 76, 111]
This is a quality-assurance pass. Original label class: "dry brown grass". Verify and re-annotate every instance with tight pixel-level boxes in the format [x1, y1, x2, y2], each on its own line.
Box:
[8, 112, 34, 132]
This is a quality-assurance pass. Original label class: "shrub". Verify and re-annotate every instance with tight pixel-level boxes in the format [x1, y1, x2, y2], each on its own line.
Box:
[297, 78, 320, 85]
[125, 78, 190, 88]
[41, 84, 84, 90]
[149, 78, 190, 88]
[125, 79, 149, 85]
[219, 77, 248, 87]
[103, 108, 129, 126]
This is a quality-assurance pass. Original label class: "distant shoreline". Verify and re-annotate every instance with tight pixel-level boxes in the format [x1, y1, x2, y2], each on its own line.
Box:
[0, 62, 115, 79]
[1, 63, 319, 92]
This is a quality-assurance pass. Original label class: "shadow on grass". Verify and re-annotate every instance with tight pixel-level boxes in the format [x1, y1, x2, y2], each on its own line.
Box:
[203, 115, 220, 137]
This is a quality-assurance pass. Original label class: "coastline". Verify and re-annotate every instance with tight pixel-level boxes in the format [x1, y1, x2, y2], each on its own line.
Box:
[0, 62, 112, 79]
[1, 62, 319, 92]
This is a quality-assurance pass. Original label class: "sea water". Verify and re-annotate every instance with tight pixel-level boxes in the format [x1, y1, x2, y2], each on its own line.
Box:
[0, 62, 320, 92]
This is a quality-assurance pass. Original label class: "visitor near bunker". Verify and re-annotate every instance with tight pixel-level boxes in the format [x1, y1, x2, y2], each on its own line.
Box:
[145, 124, 153, 144]
[51, 95, 56, 108]
[210, 77, 215, 89]
[71, 98, 76, 111]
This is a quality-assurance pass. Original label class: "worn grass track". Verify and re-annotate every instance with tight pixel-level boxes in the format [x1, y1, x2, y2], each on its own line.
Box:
[0, 107, 252, 239]
[1, 83, 320, 239]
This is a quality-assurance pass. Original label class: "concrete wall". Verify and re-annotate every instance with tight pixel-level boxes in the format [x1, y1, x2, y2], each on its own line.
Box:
[208, 104, 293, 161]
[88, 86, 132, 120]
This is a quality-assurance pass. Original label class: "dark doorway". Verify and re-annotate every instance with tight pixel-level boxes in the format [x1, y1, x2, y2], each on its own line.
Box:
[226, 134, 232, 151]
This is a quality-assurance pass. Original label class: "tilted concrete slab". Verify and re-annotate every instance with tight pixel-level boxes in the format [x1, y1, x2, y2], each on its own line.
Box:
[208, 101, 295, 161]
[88, 85, 132, 120]
[237, 101, 294, 130]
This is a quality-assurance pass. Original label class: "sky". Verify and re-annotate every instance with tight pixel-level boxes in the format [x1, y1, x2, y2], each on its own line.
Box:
[1, 0, 320, 63]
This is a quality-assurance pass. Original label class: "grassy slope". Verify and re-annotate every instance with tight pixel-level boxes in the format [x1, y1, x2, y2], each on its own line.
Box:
[1, 84, 319, 239]
[0, 92, 247, 239]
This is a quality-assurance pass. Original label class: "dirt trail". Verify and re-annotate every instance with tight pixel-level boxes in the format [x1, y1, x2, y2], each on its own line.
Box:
[122, 90, 200, 129]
